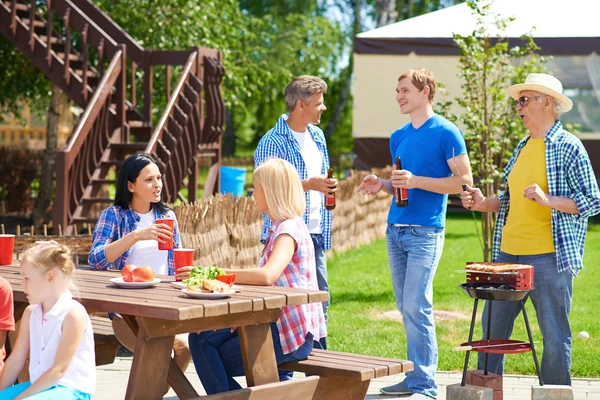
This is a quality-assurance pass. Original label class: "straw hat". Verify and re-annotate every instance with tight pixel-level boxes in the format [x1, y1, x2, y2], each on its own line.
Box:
[508, 73, 573, 113]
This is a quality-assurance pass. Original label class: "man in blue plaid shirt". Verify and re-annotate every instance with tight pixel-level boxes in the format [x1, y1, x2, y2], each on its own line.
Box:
[462, 73, 600, 386]
[254, 75, 337, 349]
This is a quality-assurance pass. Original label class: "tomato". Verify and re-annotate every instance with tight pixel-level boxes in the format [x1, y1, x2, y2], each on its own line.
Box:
[121, 264, 137, 282]
[216, 273, 236, 286]
[132, 265, 155, 282]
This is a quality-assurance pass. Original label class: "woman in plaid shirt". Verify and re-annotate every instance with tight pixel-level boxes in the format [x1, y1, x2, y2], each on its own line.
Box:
[461, 74, 600, 385]
[189, 158, 326, 394]
[88, 154, 192, 388]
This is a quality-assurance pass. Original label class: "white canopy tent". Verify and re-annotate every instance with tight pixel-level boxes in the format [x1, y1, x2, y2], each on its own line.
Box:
[353, 0, 600, 171]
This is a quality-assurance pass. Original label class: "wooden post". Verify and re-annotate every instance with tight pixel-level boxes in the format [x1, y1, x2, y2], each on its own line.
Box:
[43, 224, 47, 236]
[58, 225, 62, 237]
[17, 225, 20, 236]
[143, 51, 153, 122]
[0, 224, 4, 234]
[116, 45, 127, 143]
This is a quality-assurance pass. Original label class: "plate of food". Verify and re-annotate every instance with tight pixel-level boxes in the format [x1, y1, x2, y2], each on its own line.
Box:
[171, 281, 242, 292]
[182, 279, 232, 299]
[110, 276, 161, 289]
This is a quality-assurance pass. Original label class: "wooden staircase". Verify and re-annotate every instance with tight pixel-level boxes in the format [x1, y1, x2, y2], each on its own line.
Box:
[0, 0, 225, 234]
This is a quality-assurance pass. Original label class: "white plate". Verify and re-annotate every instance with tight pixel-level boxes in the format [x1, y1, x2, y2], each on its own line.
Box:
[181, 289, 231, 299]
[110, 277, 161, 289]
[171, 282, 242, 292]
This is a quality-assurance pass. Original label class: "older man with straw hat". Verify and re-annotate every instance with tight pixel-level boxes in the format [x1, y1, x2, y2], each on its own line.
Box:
[460, 73, 600, 385]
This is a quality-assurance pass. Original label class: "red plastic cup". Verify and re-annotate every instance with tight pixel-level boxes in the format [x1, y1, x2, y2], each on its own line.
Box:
[155, 218, 175, 250]
[173, 248, 194, 281]
[0, 235, 15, 266]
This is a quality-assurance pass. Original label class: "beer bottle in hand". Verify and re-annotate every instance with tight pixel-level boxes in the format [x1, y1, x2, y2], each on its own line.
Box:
[325, 168, 336, 211]
[395, 157, 408, 207]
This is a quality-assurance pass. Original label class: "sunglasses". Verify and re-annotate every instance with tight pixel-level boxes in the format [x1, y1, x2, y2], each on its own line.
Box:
[514, 95, 543, 108]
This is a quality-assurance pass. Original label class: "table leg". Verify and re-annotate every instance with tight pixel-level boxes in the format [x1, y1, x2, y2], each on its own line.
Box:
[239, 322, 279, 386]
[121, 315, 199, 399]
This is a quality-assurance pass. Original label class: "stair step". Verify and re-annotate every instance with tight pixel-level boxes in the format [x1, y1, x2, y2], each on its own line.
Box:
[128, 121, 152, 128]
[90, 179, 117, 185]
[100, 160, 123, 168]
[71, 216, 100, 224]
[109, 142, 148, 152]
[81, 197, 113, 204]
[73, 69, 98, 78]
[12, 3, 29, 12]
[21, 18, 45, 29]
[56, 52, 80, 62]
[38, 35, 61, 45]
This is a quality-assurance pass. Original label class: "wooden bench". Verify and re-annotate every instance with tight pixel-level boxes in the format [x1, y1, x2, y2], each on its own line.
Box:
[199, 349, 413, 400]
[90, 316, 120, 367]
[280, 349, 413, 399]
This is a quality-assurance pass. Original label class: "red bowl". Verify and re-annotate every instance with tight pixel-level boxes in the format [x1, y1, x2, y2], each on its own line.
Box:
[216, 273, 236, 286]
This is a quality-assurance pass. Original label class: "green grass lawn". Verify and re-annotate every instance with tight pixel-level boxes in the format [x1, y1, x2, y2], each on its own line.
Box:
[327, 213, 600, 377]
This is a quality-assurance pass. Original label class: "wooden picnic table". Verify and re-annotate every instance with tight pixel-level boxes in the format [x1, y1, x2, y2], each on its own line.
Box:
[0, 263, 328, 400]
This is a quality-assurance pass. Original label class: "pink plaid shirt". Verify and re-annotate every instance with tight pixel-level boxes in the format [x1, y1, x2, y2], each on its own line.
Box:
[260, 217, 326, 354]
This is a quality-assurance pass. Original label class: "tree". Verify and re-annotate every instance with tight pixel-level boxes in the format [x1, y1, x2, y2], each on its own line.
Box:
[0, 37, 51, 122]
[92, 0, 345, 157]
[436, 0, 548, 261]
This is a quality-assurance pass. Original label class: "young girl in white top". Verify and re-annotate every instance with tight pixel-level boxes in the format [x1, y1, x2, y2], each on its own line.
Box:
[0, 242, 95, 400]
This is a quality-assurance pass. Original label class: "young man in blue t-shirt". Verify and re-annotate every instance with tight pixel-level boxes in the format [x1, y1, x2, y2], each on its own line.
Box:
[357, 68, 473, 399]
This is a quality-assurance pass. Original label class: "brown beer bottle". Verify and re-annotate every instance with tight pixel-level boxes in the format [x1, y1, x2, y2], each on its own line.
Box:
[325, 168, 336, 211]
[395, 157, 408, 207]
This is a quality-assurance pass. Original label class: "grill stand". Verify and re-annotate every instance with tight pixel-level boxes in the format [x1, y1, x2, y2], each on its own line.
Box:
[460, 297, 544, 387]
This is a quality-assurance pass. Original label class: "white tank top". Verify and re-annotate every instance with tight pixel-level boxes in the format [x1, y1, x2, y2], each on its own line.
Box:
[128, 210, 169, 275]
[29, 290, 96, 395]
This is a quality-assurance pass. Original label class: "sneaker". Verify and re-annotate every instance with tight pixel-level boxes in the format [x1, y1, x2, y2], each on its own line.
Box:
[380, 381, 411, 395]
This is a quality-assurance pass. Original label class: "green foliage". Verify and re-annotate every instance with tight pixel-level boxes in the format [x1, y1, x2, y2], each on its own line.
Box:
[93, 0, 345, 155]
[0, 36, 51, 123]
[435, 0, 548, 260]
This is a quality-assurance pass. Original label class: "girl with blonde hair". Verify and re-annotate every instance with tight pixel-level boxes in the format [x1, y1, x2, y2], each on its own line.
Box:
[189, 158, 327, 394]
[0, 242, 95, 399]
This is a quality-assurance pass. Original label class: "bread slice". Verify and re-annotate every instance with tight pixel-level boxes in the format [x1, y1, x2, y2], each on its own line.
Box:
[202, 279, 231, 293]
[186, 285, 212, 293]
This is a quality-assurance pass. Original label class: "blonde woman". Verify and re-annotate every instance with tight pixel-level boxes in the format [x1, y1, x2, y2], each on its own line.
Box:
[188, 158, 326, 394]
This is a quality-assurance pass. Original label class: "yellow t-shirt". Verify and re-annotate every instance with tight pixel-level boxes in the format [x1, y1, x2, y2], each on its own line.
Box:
[501, 138, 554, 255]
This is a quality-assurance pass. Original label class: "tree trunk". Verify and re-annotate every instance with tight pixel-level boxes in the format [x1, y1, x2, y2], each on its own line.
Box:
[32, 85, 66, 228]
[376, 0, 397, 27]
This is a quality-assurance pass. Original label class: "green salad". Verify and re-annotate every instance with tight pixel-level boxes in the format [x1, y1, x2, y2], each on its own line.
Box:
[182, 266, 225, 286]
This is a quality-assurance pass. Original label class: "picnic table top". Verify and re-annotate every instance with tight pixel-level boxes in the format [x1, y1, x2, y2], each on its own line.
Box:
[0, 264, 328, 321]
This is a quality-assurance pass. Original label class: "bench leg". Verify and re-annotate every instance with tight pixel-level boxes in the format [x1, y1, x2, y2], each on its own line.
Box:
[7, 302, 29, 383]
[313, 376, 370, 400]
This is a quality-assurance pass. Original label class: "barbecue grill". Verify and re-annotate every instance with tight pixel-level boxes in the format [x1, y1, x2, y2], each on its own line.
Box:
[457, 263, 543, 388]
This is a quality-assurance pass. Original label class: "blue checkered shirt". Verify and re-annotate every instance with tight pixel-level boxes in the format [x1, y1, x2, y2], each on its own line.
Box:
[254, 114, 332, 250]
[493, 121, 600, 275]
[88, 205, 181, 274]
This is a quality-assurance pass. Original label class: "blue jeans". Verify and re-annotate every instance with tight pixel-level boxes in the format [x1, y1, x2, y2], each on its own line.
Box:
[386, 225, 444, 399]
[478, 251, 573, 385]
[188, 323, 314, 394]
[0, 383, 91, 399]
[310, 233, 329, 349]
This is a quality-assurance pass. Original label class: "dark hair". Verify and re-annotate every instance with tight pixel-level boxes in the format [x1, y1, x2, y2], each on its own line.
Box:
[114, 154, 170, 214]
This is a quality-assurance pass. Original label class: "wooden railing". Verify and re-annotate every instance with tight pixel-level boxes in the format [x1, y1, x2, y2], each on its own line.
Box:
[53, 48, 126, 231]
